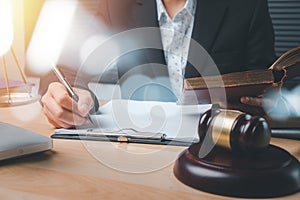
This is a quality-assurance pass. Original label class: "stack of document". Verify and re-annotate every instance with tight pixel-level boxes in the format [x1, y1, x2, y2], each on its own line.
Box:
[53, 100, 211, 146]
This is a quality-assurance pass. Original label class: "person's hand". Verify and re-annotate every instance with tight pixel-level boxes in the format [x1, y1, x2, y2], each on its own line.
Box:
[240, 95, 296, 118]
[219, 87, 281, 116]
[219, 96, 268, 116]
[41, 82, 94, 128]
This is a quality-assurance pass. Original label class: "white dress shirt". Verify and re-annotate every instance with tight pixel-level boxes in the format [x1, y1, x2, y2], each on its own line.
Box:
[156, 0, 196, 98]
[103, 0, 197, 100]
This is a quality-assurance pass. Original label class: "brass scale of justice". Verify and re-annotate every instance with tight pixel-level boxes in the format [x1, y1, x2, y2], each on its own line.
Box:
[0, 48, 39, 107]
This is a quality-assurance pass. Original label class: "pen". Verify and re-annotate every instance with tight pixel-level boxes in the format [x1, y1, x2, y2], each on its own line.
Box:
[51, 64, 95, 126]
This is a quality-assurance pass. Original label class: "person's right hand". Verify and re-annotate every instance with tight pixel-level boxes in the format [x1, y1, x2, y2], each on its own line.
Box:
[41, 82, 94, 128]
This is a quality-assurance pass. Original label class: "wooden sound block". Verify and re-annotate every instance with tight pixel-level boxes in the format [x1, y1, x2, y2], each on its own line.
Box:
[174, 143, 300, 198]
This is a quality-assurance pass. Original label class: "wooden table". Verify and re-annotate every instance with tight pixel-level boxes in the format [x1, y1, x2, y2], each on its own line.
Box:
[0, 102, 299, 199]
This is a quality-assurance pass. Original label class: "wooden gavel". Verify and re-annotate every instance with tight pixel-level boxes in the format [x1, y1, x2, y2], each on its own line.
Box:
[198, 109, 271, 154]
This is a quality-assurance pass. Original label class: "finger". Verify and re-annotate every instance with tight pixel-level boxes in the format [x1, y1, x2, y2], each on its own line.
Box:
[240, 96, 263, 107]
[43, 104, 74, 128]
[46, 113, 72, 129]
[74, 88, 94, 116]
[42, 93, 87, 127]
[48, 82, 76, 112]
[48, 83, 93, 117]
[45, 100, 87, 126]
[241, 96, 276, 112]
[42, 83, 91, 128]
[44, 103, 88, 128]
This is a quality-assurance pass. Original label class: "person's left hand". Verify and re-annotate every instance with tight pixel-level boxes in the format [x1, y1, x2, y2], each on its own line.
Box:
[219, 85, 282, 116]
[219, 96, 268, 116]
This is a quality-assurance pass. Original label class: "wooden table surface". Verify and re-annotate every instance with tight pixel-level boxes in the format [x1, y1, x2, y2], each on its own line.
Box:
[0, 102, 299, 200]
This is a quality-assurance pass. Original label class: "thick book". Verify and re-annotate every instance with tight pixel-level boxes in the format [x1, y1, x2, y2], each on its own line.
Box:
[182, 46, 300, 104]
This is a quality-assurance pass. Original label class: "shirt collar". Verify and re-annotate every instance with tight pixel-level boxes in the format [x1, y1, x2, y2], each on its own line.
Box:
[156, 0, 166, 21]
[156, 0, 196, 21]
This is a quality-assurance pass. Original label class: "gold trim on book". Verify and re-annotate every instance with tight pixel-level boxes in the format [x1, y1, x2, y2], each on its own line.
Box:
[211, 110, 242, 150]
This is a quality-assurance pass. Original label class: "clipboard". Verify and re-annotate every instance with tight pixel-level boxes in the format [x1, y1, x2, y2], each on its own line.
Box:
[51, 128, 198, 146]
[51, 100, 212, 146]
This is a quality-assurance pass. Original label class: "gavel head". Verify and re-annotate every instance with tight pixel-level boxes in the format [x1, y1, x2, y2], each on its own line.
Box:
[198, 109, 271, 154]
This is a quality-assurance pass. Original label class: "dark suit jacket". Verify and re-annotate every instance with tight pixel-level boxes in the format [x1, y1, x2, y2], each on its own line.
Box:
[113, 0, 276, 100]
[39, 0, 276, 102]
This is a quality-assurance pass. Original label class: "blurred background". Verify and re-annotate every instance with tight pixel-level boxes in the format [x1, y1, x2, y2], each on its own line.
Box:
[24, 0, 44, 51]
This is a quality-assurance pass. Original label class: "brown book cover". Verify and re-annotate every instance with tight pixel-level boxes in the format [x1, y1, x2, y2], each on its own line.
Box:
[182, 46, 300, 104]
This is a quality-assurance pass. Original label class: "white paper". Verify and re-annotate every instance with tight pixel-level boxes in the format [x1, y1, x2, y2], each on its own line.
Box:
[56, 99, 211, 142]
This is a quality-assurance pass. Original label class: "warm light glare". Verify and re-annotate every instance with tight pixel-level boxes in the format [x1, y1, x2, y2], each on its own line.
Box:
[0, 0, 14, 56]
[26, 0, 78, 75]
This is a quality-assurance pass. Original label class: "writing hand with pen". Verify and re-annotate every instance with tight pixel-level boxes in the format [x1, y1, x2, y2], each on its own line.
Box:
[41, 65, 96, 128]
[41, 82, 95, 128]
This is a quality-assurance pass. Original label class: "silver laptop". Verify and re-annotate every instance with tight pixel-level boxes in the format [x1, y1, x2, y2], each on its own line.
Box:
[0, 122, 52, 161]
